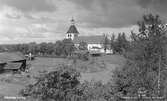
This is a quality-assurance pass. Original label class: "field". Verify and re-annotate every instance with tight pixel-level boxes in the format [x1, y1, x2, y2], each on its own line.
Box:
[0, 55, 126, 98]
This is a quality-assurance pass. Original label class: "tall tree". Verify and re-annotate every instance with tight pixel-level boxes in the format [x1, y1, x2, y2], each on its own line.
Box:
[113, 14, 167, 97]
[39, 42, 49, 55]
[110, 34, 115, 53]
[121, 32, 130, 54]
[103, 34, 109, 52]
[114, 33, 123, 54]
[55, 40, 63, 56]
[114, 33, 129, 54]
[62, 39, 75, 56]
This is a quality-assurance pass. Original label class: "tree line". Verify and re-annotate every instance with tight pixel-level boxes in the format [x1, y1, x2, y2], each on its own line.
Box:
[0, 33, 130, 56]
[0, 39, 75, 57]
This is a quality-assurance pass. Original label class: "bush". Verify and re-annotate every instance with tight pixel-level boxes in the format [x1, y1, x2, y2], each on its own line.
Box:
[77, 81, 114, 101]
[77, 51, 89, 61]
[20, 64, 118, 101]
[20, 65, 81, 101]
[71, 50, 89, 61]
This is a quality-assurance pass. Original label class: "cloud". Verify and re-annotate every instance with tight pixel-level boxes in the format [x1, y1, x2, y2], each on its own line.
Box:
[136, 0, 167, 13]
[69, 0, 143, 28]
[0, 0, 56, 12]
[1, 0, 166, 44]
[23, 14, 36, 20]
[70, 0, 167, 28]
[135, 0, 167, 21]
[5, 13, 21, 19]
[0, 5, 65, 44]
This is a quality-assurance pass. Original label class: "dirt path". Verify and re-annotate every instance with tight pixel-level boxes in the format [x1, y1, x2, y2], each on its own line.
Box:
[0, 82, 24, 96]
[81, 63, 120, 84]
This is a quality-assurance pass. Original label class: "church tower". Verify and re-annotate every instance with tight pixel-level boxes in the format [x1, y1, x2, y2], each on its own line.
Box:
[66, 18, 79, 40]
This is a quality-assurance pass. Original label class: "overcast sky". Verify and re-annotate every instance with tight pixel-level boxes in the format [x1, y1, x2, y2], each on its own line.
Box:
[0, 0, 167, 44]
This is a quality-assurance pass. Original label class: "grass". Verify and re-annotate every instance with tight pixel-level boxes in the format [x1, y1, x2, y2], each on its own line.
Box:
[79, 55, 125, 83]
[99, 55, 126, 65]
[0, 54, 126, 98]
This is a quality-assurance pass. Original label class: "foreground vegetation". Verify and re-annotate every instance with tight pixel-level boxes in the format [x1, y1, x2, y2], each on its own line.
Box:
[113, 14, 167, 97]
[20, 64, 119, 101]
[0, 55, 123, 100]
[20, 14, 167, 101]
[1, 14, 167, 101]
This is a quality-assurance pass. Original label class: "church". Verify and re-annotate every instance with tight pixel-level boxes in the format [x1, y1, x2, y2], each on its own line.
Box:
[65, 18, 113, 54]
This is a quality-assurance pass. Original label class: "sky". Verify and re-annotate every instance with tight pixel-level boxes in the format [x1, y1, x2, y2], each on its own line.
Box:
[0, 0, 167, 44]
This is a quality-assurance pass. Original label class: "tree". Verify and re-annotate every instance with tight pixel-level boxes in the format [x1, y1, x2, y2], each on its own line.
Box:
[28, 42, 37, 54]
[55, 40, 63, 56]
[110, 34, 115, 52]
[130, 31, 138, 42]
[114, 33, 129, 54]
[103, 34, 109, 52]
[62, 39, 76, 56]
[39, 42, 49, 55]
[113, 14, 167, 97]
[54, 39, 75, 57]
[78, 41, 88, 50]
[114, 33, 123, 54]
[121, 32, 129, 51]
[46, 42, 55, 55]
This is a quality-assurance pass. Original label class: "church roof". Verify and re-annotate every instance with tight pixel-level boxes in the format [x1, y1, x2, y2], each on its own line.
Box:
[67, 25, 79, 34]
[73, 35, 105, 44]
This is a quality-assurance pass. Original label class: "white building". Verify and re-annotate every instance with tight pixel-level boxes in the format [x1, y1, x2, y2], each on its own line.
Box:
[66, 18, 113, 54]
[66, 18, 79, 40]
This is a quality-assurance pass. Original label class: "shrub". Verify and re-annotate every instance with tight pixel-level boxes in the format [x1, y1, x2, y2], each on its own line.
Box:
[77, 81, 114, 101]
[72, 50, 89, 61]
[77, 51, 89, 61]
[20, 64, 116, 101]
[20, 65, 81, 101]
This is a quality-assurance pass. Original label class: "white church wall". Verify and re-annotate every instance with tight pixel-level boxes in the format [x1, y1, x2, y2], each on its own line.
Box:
[105, 49, 113, 54]
[74, 43, 113, 54]
[66, 33, 75, 40]
[88, 44, 102, 51]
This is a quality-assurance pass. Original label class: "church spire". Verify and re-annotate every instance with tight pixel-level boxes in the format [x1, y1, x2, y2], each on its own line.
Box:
[67, 18, 79, 34]
[71, 17, 75, 25]
[66, 17, 79, 40]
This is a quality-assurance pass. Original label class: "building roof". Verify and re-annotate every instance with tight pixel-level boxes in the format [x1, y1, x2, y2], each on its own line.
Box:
[4, 63, 22, 70]
[67, 25, 79, 34]
[73, 35, 105, 44]
[0, 52, 26, 63]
